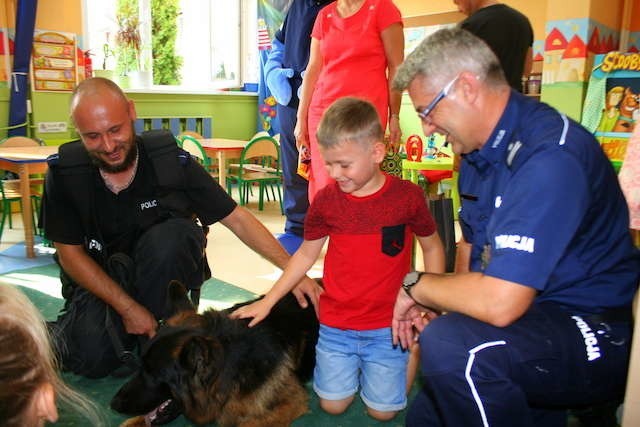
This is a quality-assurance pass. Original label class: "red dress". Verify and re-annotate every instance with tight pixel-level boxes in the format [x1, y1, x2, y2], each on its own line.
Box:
[307, 0, 402, 201]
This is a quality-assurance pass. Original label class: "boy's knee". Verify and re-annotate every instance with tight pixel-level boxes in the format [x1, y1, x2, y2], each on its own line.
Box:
[367, 407, 398, 421]
[319, 396, 353, 415]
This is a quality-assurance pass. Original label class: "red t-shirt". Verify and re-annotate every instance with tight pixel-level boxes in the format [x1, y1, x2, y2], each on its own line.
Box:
[304, 174, 437, 330]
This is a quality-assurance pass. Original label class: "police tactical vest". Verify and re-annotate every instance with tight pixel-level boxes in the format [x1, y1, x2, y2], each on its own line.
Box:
[47, 129, 191, 267]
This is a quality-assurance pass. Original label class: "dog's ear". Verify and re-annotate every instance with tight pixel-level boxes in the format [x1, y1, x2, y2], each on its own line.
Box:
[167, 280, 196, 314]
[173, 335, 230, 419]
[179, 336, 223, 388]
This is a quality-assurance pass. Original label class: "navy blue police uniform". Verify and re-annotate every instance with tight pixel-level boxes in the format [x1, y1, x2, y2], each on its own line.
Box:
[41, 132, 237, 378]
[271, 0, 333, 245]
[406, 92, 640, 427]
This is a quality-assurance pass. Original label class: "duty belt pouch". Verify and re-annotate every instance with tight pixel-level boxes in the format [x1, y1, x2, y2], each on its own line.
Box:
[428, 195, 456, 272]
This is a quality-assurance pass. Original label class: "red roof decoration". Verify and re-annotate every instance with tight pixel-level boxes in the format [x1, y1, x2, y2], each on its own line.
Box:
[605, 34, 616, 52]
[563, 35, 587, 59]
[546, 28, 568, 51]
[588, 27, 600, 53]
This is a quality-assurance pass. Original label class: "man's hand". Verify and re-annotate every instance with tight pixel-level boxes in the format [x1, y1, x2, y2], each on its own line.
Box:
[392, 289, 428, 349]
[292, 276, 323, 316]
[230, 299, 273, 328]
[120, 302, 158, 338]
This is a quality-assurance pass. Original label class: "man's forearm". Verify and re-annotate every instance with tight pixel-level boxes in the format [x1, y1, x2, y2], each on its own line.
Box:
[221, 206, 291, 270]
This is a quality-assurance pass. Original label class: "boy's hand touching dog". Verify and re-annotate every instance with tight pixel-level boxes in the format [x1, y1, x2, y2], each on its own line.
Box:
[230, 298, 274, 327]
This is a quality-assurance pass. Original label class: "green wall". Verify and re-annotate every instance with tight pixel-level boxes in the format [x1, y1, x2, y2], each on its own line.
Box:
[540, 82, 588, 123]
[0, 89, 258, 144]
[0, 88, 9, 140]
[127, 92, 258, 140]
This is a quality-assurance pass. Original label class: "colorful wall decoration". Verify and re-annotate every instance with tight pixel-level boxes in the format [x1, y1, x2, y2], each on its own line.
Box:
[31, 30, 77, 92]
[256, 0, 292, 134]
[543, 18, 620, 85]
[582, 52, 640, 171]
[0, 29, 13, 87]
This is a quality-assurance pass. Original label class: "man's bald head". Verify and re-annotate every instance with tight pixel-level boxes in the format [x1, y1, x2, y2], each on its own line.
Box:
[70, 77, 129, 120]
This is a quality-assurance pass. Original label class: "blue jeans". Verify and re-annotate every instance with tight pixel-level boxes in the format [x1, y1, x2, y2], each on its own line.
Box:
[313, 324, 408, 412]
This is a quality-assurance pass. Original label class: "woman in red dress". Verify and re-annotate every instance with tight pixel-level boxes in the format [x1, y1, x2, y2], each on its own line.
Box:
[294, 0, 404, 202]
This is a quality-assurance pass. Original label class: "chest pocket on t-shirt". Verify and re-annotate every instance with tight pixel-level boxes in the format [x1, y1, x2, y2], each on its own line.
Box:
[381, 224, 406, 257]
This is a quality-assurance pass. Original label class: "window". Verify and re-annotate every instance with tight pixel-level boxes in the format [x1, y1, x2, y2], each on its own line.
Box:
[83, 0, 258, 89]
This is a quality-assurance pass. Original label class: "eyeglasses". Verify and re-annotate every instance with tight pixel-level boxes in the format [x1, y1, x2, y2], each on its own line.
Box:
[416, 75, 460, 124]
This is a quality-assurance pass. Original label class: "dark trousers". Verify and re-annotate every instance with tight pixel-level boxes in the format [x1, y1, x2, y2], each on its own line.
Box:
[52, 218, 206, 378]
[277, 103, 309, 236]
[406, 303, 631, 427]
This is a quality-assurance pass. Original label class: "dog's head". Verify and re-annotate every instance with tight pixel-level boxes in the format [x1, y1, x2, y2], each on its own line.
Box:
[111, 281, 233, 424]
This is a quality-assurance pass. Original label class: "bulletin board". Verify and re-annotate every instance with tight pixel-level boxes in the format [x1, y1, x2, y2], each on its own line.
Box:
[582, 52, 640, 171]
[31, 30, 77, 92]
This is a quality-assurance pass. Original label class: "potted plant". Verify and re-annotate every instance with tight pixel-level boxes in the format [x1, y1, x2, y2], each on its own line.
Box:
[115, 7, 141, 78]
[92, 33, 116, 79]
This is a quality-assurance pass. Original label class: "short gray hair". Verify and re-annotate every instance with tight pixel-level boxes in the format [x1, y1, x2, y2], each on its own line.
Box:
[393, 27, 506, 92]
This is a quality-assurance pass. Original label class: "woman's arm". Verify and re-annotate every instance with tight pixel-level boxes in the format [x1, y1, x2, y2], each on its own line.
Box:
[294, 38, 323, 151]
[381, 22, 404, 145]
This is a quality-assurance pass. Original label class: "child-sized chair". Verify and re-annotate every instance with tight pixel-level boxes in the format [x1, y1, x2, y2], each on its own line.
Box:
[225, 134, 282, 212]
[0, 179, 41, 241]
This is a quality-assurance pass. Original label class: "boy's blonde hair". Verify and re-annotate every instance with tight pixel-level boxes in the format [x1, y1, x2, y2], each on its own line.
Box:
[0, 284, 103, 425]
[316, 97, 384, 150]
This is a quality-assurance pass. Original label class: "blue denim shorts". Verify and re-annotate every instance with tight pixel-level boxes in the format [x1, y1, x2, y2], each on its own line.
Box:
[312, 324, 409, 412]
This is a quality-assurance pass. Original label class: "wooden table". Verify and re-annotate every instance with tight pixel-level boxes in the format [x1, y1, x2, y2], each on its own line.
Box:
[0, 146, 59, 258]
[199, 138, 248, 183]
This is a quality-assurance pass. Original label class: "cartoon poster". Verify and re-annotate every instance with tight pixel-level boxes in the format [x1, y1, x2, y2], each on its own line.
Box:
[582, 52, 640, 170]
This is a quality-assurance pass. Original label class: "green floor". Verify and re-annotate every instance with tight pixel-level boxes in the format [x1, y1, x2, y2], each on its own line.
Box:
[3, 264, 414, 426]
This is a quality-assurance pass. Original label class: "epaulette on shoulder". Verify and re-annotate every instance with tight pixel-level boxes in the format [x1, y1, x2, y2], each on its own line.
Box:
[46, 153, 60, 167]
[177, 147, 191, 166]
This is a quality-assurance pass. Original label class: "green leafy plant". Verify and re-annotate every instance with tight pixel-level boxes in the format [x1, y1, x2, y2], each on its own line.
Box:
[151, 0, 182, 85]
[102, 40, 115, 70]
[116, 0, 141, 76]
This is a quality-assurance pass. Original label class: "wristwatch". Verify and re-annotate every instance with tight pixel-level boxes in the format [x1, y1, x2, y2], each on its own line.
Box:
[402, 271, 424, 299]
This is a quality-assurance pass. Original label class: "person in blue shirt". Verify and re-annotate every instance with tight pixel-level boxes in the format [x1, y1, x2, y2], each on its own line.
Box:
[391, 28, 640, 427]
[264, 0, 335, 254]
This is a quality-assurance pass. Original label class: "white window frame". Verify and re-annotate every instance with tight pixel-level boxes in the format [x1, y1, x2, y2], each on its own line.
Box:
[82, 0, 258, 92]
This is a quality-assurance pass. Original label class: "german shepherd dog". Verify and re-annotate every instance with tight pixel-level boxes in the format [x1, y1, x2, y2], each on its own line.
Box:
[111, 280, 319, 426]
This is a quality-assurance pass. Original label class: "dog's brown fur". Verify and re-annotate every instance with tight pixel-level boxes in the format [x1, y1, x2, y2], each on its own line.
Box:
[111, 280, 319, 427]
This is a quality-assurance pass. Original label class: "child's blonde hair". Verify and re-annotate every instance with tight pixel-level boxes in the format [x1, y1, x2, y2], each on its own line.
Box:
[0, 284, 103, 426]
[316, 97, 384, 150]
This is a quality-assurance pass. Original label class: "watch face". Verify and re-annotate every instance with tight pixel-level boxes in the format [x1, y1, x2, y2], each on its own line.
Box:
[403, 271, 420, 287]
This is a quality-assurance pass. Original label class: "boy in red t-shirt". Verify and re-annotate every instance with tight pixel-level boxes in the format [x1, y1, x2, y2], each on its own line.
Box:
[232, 97, 444, 421]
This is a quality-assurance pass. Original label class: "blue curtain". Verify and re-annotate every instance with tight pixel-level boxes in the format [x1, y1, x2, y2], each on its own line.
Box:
[256, 0, 292, 136]
[8, 0, 38, 137]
